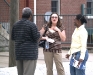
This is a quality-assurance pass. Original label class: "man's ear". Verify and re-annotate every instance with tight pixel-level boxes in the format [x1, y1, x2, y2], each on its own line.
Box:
[29, 15, 33, 21]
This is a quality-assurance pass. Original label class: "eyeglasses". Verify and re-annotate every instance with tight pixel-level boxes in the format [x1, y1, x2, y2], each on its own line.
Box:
[51, 16, 58, 19]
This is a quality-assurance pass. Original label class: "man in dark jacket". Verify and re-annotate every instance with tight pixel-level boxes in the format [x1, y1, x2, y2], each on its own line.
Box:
[11, 7, 40, 75]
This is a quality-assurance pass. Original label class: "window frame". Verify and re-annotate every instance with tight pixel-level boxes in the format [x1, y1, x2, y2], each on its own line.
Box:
[86, 28, 93, 44]
[51, 0, 58, 13]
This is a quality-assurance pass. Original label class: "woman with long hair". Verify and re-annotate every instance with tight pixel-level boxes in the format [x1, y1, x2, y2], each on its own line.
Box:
[40, 12, 66, 75]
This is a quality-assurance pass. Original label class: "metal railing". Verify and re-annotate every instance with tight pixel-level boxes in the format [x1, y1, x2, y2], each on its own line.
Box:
[84, 8, 93, 15]
[0, 15, 93, 47]
[33, 15, 93, 47]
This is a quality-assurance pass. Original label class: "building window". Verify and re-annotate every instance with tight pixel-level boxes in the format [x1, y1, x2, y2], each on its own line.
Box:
[86, 1, 93, 15]
[51, 0, 58, 12]
[87, 28, 93, 45]
[87, 2, 91, 14]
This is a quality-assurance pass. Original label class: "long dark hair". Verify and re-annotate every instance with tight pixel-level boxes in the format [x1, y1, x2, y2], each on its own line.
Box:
[47, 12, 62, 28]
[76, 14, 87, 24]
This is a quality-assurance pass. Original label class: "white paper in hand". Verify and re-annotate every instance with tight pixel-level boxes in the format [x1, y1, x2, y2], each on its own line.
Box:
[73, 59, 81, 69]
[46, 38, 55, 43]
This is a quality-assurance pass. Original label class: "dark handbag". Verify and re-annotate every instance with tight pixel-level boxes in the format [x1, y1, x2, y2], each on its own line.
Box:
[39, 40, 46, 48]
[39, 26, 48, 48]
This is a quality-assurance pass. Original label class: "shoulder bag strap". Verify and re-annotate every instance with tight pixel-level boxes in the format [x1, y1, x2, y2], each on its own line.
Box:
[42, 25, 48, 36]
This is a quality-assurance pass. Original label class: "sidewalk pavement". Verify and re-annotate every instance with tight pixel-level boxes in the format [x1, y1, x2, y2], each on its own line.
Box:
[0, 48, 93, 75]
[0, 48, 93, 67]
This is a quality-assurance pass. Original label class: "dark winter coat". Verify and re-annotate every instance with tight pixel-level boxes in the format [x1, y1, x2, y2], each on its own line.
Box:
[11, 18, 40, 60]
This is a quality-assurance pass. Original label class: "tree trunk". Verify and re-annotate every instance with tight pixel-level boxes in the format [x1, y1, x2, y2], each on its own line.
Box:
[9, 0, 19, 67]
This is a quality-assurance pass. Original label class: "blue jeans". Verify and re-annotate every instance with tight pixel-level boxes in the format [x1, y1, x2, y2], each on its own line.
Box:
[70, 65, 85, 75]
[70, 50, 89, 75]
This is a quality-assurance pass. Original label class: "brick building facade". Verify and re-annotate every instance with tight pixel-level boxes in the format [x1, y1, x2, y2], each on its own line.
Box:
[0, 0, 87, 23]
[0, 0, 87, 25]
[0, 0, 93, 46]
